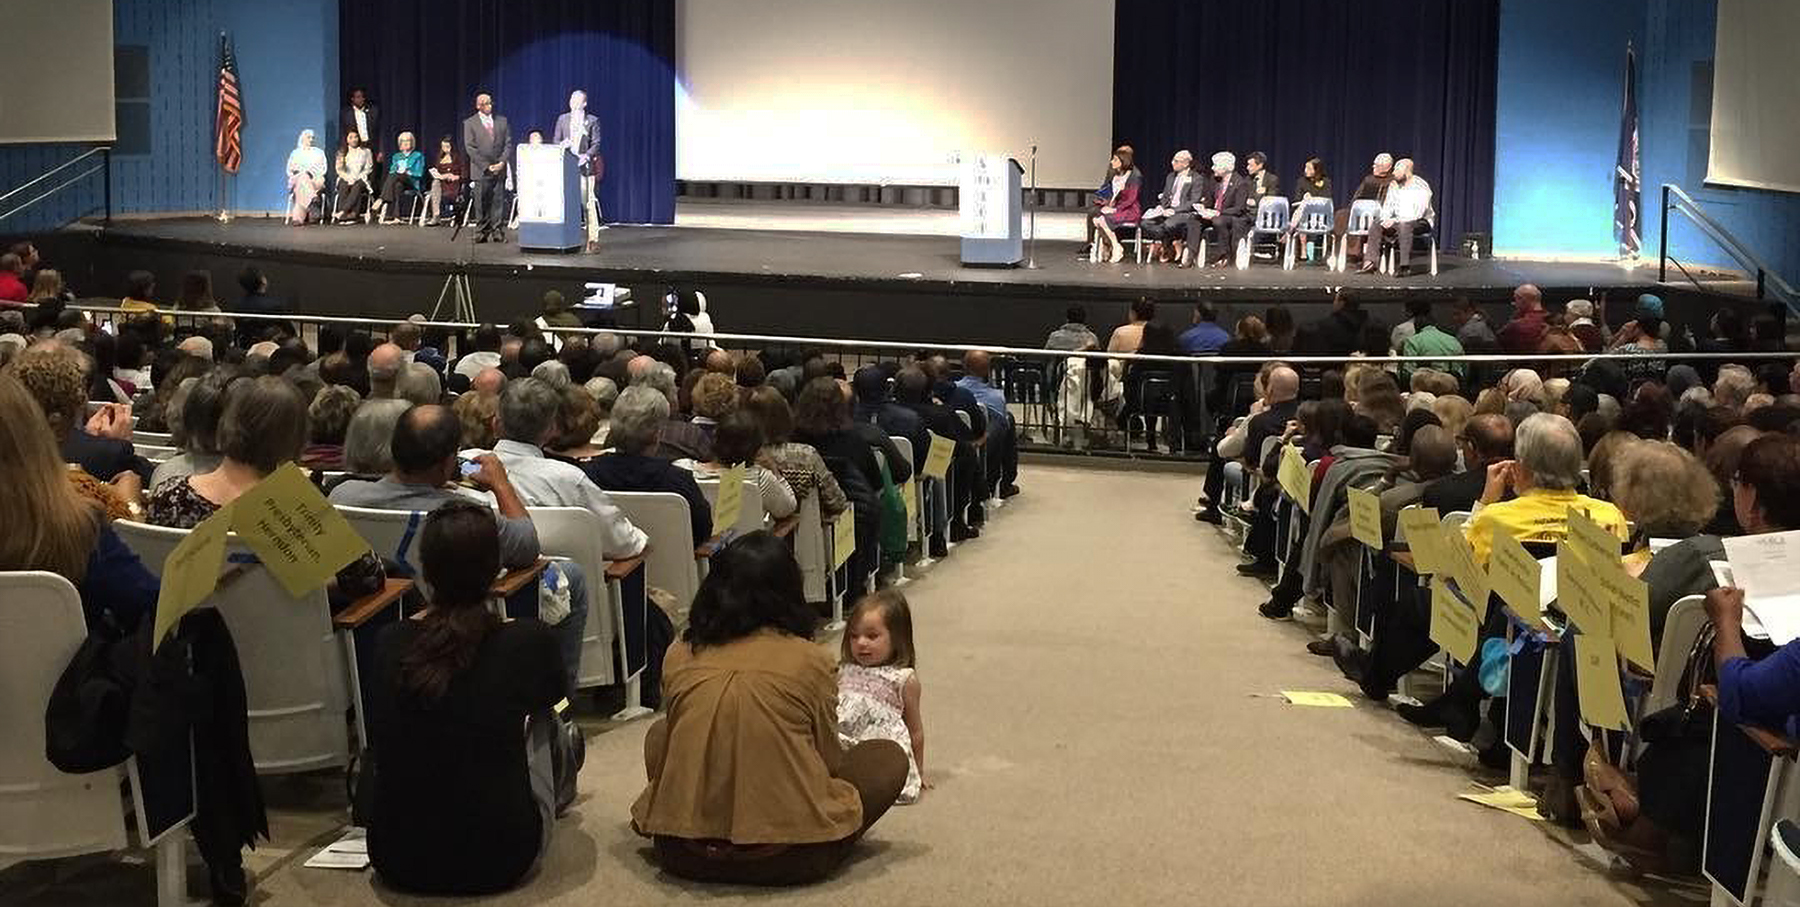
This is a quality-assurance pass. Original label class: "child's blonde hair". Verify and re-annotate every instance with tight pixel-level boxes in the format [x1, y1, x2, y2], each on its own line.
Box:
[840, 590, 916, 668]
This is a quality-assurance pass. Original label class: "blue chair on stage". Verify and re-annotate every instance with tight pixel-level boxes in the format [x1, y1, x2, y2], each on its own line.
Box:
[1290, 197, 1333, 268]
[1334, 199, 1381, 272]
[1248, 197, 1289, 267]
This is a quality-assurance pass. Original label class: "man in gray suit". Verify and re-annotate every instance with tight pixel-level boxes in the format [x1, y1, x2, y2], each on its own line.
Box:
[551, 89, 602, 248]
[1138, 149, 1207, 266]
[462, 92, 513, 242]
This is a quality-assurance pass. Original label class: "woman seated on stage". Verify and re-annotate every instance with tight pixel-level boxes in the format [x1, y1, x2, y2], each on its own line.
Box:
[333, 131, 375, 224]
[1090, 148, 1141, 264]
[286, 129, 328, 225]
[424, 136, 464, 226]
[1284, 157, 1333, 254]
[372, 131, 425, 224]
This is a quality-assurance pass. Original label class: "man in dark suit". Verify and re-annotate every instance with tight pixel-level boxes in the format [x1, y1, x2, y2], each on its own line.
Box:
[1197, 151, 1252, 267]
[1139, 149, 1208, 266]
[233, 265, 295, 346]
[1246, 151, 1280, 206]
[1421, 413, 1514, 514]
[552, 89, 603, 248]
[462, 92, 513, 242]
[338, 88, 382, 162]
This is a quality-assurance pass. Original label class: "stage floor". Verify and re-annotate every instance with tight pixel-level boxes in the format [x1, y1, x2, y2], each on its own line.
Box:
[91, 210, 1663, 300]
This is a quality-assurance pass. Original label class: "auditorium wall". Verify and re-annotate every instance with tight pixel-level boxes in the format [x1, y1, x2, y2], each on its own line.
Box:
[1494, 0, 1800, 284]
[0, 0, 336, 237]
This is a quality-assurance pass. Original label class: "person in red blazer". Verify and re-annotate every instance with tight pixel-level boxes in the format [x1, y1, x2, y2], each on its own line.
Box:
[0, 253, 26, 303]
[1090, 148, 1143, 264]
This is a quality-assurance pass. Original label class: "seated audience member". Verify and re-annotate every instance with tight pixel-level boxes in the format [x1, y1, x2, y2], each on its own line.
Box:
[338, 398, 413, 483]
[1107, 298, 1155, 355]
[635, 362, 712, 462]
[852, 364, 921, 445]
[0, 373, 156, 633]
[482, 377, 647, 560]
[571, 385, 713, 546]
[146, 376, 308, 526]
[151, 371, 234, 489]
[1398, 302, 1467, 383]
[367, 342, 405, 398]
[302, 384, 360, 470]
[584, 376, 618, 446]
[120, 269, 161, 316]
[689, 372, 738, 439]
[1495, 284, 1548, 353]
[455, 324, 505, 381]
[1233, 366, 1302, 577]
[1355, 158, 1432, 276]
[1261, 410, 1397, 621]
[956, 349, 1020, 497]
[632, 532, 908, 886]
[367, 500, 574, 895]
[1451, 296, 1498, 349]
[1045, 304, 1101, 351]
[1563, 297, 1608, 352]
[545, 385, 605, 461]
[677, 409, 798, 519]
[1178, 302, 1230, 354]
[1300, 292, 1367, 356]
[394, 361, 442, 407]
[794, 377, 885, 600]
[232, 265, 296, 346]
[1419, 413, 1513, 514]
[892, 366, 982, 551]
[745, 384, 849, 513]
[1395, 413, 1627, 740]
[453, 389, 499, 449]
[0, 252, 29, 302]
[10, 344, 151, 490]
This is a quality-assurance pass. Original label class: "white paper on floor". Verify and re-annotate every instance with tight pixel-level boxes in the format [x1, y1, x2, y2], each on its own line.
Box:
[303, 827, 370, 870]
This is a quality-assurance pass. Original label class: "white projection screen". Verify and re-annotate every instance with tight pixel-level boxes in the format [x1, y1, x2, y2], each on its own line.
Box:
[0, 0, 116, 144]
[676, 0, 1113, 189]
[1708, 0, 1800, 194]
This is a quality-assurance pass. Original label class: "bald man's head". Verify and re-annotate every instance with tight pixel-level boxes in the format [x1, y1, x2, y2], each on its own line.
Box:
[1463, 412, 1515, 462]
[627, 354, 656, 380]
[963, 349, 992, 380]
[472, 367, 506, 397]
[368, 343, 405, 396]
[703, 349, 734, 375]
[1513, 284, 1543, 312]
[1267, 366, 1299, 403]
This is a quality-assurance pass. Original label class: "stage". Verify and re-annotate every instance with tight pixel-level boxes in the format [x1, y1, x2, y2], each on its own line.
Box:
[49, 202, 1752, 348]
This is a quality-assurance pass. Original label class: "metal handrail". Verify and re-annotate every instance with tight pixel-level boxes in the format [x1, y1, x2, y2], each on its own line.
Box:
[1659, 183, 1797, 309]
[0, 146, 112, 226]
[54, 302, 1800, 365]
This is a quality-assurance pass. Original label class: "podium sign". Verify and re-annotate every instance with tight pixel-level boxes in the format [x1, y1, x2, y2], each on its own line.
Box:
[959, 153, 1023, 266]
[516, 145, 583, 252]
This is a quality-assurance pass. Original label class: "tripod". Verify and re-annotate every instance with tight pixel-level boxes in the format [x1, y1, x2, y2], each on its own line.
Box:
[431, 265, 477, 323]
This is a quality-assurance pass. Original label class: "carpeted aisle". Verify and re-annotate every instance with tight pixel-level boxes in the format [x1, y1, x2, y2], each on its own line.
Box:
[3, 464, 1691, 906]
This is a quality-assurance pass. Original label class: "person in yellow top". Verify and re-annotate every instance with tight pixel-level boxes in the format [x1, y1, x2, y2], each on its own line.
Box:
[1464, 411, 1628, 566]
[119, 270, 160, 316]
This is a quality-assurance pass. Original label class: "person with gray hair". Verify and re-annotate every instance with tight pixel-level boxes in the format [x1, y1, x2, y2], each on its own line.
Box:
[341, 398, 413, 476]
[571, 385, 713, 545]
[394, 361, 443, 407]
[1139, 149, 1206, 265]
[483, 377, 647, 559]
[1195, 150, 1252, 267]
[150, 373, 229, 488]
[1396, 412, 1630, 741]
[584, 375, 619, 446]
[531, 358, 572, 390]
[633, 361, 711, 461]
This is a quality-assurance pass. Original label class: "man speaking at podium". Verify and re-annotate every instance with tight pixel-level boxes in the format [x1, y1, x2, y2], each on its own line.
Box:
[463, 92, 513, 243]
[552, 89, 603, 250]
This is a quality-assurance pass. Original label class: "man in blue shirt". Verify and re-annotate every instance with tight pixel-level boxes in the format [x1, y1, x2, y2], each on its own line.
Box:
[955, 350, 1020, 499]
[1177, 302, 1229, 354]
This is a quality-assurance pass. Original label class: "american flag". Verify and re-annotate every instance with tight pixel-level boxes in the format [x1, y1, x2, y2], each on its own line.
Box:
[214, 34, 243, 173]
[1614, 43, 1640, 257]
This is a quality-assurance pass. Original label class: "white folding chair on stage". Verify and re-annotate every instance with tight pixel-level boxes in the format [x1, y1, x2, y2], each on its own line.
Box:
[1379, 215, 1439, 277]
[1335, 199, 1381, 272]
[113, 520, 365, 775]
[527, 506, 642, 715]
[1248, 196, 1289, 265]
[0, 571, 197, 907]
[1290, 196, 1334, 268]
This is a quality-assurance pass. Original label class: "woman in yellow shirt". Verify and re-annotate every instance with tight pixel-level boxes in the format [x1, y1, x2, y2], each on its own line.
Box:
[1464, 412, 1627, 565]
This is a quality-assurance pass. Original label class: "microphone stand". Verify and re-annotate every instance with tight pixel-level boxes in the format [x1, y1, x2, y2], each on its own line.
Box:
[1025, 143, 1039, 269]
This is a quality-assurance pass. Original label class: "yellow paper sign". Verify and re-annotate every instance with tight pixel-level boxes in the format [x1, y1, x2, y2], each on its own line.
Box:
[711, 464, 746, 537]
[1593, 560, 1654, 671]
[1397, 507, 1445, 573]
[1429, 576, 1479, 662]
[1555, 541, 1610, 633]
[1277, 444, 1312, 511]
[1565, 506, 1622, 569]
[1441, 530, 1491, 615]
[900, 478, 917, 531]
[1573, 632, 1630, 730]
[1348, 486, 1383, 549]
[1456, 784, 1546, 821]
[1279, 691, 1354, 708]
[922, 431, 955, 480]
[230, 462, 372, 597]
[1488, 529, 1542, 621]
[153, 505, 233, 646]
[831, 511, 856, 569]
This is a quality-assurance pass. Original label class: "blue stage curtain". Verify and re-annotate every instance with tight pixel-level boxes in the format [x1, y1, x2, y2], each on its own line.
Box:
[1111, 0, 1498, 246]
[340, 0, 675, 225]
